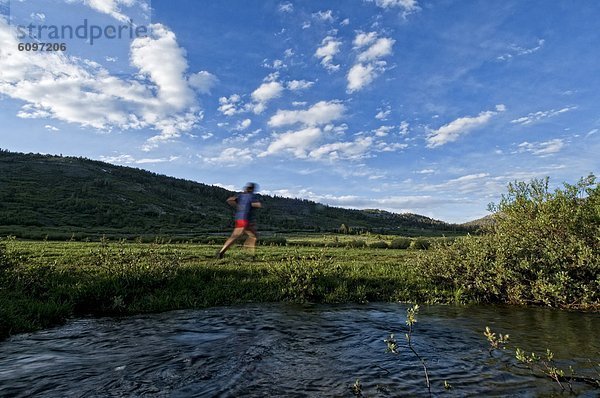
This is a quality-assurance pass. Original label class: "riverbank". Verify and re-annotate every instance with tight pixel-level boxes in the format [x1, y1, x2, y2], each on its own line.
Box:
[2, 233, 598, 341]
[0, 239, 444, 340]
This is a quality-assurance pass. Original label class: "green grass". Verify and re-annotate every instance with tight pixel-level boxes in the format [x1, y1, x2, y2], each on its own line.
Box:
[0, 238, 448, 340]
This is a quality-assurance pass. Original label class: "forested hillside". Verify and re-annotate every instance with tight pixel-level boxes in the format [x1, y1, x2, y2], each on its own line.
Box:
[0, 150, 471, 239]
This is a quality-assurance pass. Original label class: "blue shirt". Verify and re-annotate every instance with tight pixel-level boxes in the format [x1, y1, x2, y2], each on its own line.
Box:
[235, 193, 257, 221]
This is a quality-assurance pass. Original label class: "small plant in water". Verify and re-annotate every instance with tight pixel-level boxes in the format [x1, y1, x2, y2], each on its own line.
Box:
[351, 378, 363, 397]
[485, 326, 600, 392]
[385, 304, 432, 396]
[484, 326, 509, 354]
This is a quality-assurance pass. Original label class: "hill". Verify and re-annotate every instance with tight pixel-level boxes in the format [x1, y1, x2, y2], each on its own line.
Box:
[461, 214, 496, 228]
[0, 150, 471, 240]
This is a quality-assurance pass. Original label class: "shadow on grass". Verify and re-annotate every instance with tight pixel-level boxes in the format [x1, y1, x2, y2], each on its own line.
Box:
[0, 262, 439, 341]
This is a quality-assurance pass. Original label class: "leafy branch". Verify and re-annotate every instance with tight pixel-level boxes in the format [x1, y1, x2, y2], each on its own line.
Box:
[385, 304, 432, 397]
[485, 326, 600, 391]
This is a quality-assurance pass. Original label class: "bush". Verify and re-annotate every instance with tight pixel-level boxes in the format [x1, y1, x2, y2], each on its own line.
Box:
[346, 239, 367, 248]
[0, 237, 18, 278]
[0, 241, 10, 274]
[260, 236, 287, 246]
[411, 238, 431, 250]
[269, 255, 326, 303]
[390, 237, 411, 249]
[416, 175, 600, 308]
[369, 241, 389, 249]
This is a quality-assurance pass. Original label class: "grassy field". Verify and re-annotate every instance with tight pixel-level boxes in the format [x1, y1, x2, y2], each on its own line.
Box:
[0, 237, 451, 340]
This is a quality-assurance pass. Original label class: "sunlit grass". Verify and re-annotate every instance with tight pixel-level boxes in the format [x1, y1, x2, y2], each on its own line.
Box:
[0, 238, 445, 340]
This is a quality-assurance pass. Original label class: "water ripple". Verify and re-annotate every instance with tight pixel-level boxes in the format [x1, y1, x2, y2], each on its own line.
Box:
[0, 303, 598, 397]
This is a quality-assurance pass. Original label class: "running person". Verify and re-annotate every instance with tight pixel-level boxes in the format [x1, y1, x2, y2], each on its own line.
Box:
[217, 182, 262, 258]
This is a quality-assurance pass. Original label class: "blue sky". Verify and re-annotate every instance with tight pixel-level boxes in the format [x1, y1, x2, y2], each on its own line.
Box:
[1, 0, 598, 223]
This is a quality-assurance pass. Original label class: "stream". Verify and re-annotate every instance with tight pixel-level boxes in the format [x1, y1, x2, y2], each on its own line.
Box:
[1, 303, 598, 397]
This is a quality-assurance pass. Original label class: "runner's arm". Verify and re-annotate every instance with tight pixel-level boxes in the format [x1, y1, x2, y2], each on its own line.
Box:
[226, 196, 237, 207]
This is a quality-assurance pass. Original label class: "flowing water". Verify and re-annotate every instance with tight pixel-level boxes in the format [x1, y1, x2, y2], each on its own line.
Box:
[0, 304, 598, 397]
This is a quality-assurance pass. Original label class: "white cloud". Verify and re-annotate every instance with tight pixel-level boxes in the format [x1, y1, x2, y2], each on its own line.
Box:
[219, 76, 300, 117]
[261, 127, 323, 158]
[347, 32, 395, 92]
[399, 121, 410, 135]
[218, 94, 243, 116]
[313, 10, 334, 22]
[202, 147, 253, 165]
[375, 141, 408, 152]
[416, 168, 435, 174]
[308, 136, 374, 160]
[278, 2, 294, 13]
[284, 48, 295, 58]
[0, 21, 203, 151]
[426, 106, 505, 148]
[100, 153, 179, 165]
[357, 37, 395, 62]
[374, 125, 393, 137]
[353, 32, 378, 48]
[30, 12, 46, 21]
[82, 0, 138, 23]
[347, 63, 377, 92]
[212, 182, 237, 191]
[498, 39, 545, 61]
[222, 128, 262, 144]
[315, 36, 342, 72]
[449, 173, 490, 183]
[251, 81, 284, 104]
[268, 100, 346, 127]
[375, 106, 391, 120]
[511, 106, 577, 126]
[263, 188, 446, 212]
[188, 71, 218, 94]
[419, 173, 494, 195]
[287, 80, 315, 91]
[250, 81, 284, 114]
[370, 0, 421, 17]
[263, 59, 287, 69]
[234, 118, 252, 131]
[131, 24, 196, 110]
[263, 101, 406, 160]
[340, 18, 350, 26]
[44, 124, 59, 131]
[517, 139, 564, 156]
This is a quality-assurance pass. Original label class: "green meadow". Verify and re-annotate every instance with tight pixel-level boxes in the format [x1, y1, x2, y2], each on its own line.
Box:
[0, 237, 445, 340]
[1, 175, 598, 341]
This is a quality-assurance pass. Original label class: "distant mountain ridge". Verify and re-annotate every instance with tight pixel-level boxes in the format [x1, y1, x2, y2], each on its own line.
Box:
[0, 150, 472, 239]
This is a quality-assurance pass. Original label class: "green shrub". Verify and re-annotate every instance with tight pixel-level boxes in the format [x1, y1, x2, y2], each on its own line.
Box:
[269, 255, 326, 303]
[346, 239, 367, 248]
[369, 241, 389, 249]
[390, 237, 411, 249]
[0, 241, 10, 274]
[0, 237, 19, 282]
[260, 236, 287, 246]
[411, 238, 431, 250]
[417, 175, 600, 308]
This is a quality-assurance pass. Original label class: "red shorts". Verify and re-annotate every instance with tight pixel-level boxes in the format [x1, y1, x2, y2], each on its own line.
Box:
[235, 219, 249, 228]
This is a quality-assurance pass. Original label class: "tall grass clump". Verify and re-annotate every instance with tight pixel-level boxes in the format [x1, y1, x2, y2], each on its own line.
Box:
[390, 237, 411, 250]
[269, 254, 326, 303]
[78, 238, 183, 312]
[416, 175, 599, 308]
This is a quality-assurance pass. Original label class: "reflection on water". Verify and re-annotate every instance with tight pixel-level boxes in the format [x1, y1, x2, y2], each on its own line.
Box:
[0, 304, 598, 397]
